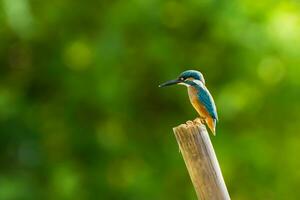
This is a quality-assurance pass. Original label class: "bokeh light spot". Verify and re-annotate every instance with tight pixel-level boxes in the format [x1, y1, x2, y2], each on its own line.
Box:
[258, 57, 285, 85]
[267, 8, 300, 46]
[3, 0, 35, 38]
[51, 165, 80, 199]
[64, 40, 93, 71]
[218, 82, 262, 119]
[96, 120, 126, 151]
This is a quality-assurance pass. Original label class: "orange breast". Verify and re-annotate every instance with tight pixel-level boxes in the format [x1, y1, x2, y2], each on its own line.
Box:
[188, 86, 216, 134]
[188, 87, 210, 119]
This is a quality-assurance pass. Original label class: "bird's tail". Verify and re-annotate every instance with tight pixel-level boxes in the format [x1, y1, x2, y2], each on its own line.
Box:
[206, 117, 217, 135]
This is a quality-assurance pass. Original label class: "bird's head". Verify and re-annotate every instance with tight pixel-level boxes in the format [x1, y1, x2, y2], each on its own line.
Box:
[159, 70, 205, 88]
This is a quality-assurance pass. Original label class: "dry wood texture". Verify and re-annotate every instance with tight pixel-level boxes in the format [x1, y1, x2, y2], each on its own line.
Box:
[173, 122, 230, 200]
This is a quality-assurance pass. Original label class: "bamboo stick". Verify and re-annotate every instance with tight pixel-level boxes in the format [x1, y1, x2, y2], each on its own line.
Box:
[173, 122, 230, 200]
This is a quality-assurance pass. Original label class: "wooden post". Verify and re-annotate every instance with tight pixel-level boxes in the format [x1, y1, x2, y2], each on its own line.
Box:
[173, 122, 230, 200]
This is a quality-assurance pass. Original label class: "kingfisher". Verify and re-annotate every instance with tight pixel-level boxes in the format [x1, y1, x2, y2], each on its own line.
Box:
[159, 70, 218, 135]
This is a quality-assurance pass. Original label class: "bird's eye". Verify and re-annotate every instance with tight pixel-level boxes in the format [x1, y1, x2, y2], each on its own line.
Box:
[180, 77, 184, 81]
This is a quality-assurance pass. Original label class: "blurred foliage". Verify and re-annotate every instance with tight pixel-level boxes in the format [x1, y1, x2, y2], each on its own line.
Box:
[1, 0, 300, 199]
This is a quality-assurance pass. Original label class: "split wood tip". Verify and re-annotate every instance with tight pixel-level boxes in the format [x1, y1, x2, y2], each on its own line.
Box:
[173, 119, 205, 131]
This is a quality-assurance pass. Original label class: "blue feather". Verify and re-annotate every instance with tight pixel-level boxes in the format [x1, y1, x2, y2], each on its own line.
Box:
[197, 86, 218, 121]
[186, 80, 218, 120]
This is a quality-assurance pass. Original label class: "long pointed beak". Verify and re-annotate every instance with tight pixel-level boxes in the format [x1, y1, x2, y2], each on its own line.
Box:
[159, 79, 181, 87]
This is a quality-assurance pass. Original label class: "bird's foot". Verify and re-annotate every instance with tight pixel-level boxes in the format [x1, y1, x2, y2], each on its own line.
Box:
[186, 118, 205, 126]
[193, 117, 205, 125]
[193, 118, 201, 125]
[186, 120, 194, 126]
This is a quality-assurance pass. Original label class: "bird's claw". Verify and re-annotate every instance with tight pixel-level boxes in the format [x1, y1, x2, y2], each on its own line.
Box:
[186, 118, 205, 126]
[193, 117, 206, 125]
[186, 120, 194, 126]
[193, 118, 202, 125]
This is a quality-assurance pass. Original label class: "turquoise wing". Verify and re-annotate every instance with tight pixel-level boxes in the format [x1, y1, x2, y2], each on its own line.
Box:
[197, 86, 218, 121]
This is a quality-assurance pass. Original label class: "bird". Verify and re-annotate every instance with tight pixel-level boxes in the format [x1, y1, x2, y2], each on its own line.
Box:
[159, 70, 218, 135]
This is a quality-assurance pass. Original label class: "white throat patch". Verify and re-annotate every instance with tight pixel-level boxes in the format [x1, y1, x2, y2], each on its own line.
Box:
[193, 80, 204, 87]
[178, 82, 190, 87]
[179, 80, 204, 87]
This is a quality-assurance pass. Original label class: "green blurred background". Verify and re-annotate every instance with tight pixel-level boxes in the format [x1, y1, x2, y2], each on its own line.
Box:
[1, 0, 300, 199]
